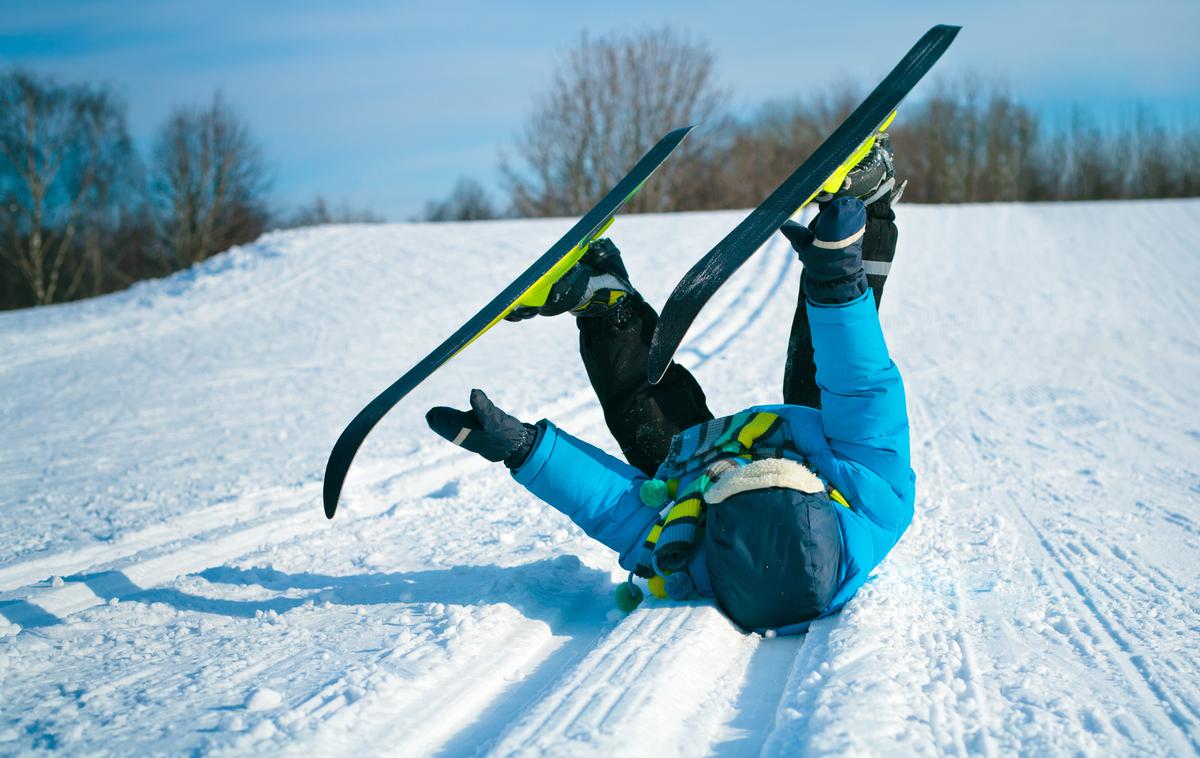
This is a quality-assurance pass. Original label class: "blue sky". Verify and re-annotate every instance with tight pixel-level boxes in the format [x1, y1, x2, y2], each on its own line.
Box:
[4, 0, 1199, 220]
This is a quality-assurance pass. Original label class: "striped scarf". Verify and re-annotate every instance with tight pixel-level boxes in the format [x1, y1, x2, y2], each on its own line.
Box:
[631, 411, 785, 584]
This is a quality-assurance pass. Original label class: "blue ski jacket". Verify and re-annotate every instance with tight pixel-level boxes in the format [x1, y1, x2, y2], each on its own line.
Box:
[511, 289, 914, 631]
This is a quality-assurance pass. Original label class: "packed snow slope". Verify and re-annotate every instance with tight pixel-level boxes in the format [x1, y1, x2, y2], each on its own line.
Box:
[1, 200, 1198, 756]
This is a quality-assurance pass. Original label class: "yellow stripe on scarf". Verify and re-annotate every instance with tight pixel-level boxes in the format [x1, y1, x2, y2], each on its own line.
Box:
[663, 496, 702, 526]
[644, 523, 663, 546]
[736, 412, 780, 449]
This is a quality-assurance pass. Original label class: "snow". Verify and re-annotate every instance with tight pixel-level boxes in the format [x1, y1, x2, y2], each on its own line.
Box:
[245, 687, 284, 712]
[1, 200, 1199, 755]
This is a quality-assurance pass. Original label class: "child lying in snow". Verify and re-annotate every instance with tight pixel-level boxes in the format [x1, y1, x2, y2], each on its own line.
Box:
[426, 137, 913, 635]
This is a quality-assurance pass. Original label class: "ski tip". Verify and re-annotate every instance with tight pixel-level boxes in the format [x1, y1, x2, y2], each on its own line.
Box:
[667, 124, 697, 143]
[323, 461, 345, 519]
[931, 23, 962, 36]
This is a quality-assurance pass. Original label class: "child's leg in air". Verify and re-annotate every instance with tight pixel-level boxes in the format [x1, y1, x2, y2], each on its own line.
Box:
[779, 195, 911, 495]
[505, 236, 714, 476]
[579, 296, 713, 476]
[783, 197, 899, 407]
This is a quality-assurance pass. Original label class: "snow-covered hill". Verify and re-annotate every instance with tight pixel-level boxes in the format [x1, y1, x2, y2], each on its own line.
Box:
[1, 200, 1198, 755]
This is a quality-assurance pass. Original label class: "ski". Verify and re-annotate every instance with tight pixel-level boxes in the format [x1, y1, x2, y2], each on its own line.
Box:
[647, 24, 960, 384]
[323, 126, 695, 518]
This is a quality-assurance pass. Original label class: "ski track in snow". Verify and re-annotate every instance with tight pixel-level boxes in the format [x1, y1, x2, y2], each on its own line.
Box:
[1, 201, 1198, 755]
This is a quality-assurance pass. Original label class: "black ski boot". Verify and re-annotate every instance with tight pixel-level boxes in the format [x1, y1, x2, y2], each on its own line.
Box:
[808, 133, 903, 299]
[507, 238, 637, 321]
[814, 133, 906, 206]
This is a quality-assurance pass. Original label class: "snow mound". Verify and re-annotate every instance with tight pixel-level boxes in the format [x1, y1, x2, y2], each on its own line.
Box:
[245, 687, 283, 712]
[1, 201, 1198, 754]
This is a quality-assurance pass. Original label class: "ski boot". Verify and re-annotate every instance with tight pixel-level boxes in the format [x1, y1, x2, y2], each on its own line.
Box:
[813, 133, 906, 206]
[787, 133, 903, 300]
[506, 237, 637, 321]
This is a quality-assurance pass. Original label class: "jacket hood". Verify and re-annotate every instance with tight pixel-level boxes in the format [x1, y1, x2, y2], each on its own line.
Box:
[704, 459, 842, 630]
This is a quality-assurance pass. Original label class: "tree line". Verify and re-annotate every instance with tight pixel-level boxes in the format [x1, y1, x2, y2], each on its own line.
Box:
[0, 71, 379, 310]
[428, 28, 1200, 220]
[6, 28, 1199, 310]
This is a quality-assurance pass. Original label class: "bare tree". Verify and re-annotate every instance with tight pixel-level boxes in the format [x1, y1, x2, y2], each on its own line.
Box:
[420, 177, 497, 222]
[503, 27, 726, 217]
[1130, 109, 1175, 198]
[0, 70, 133, 306]
[285, 195, 383, 227]
[888, 79, 1049, 202]
[149, 93, 270, 267]
[1180, 127, 1200, 198]
[1063, 110, 1133, 200]
[715, 87, 860, 208]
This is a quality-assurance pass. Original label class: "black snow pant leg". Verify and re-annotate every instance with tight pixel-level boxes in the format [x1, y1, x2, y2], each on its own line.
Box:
[579, 297, 715, 477]
[782, 200, 898, 408]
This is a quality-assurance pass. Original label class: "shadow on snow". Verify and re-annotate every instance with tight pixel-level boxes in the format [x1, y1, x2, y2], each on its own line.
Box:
[0, 556, 613, 631]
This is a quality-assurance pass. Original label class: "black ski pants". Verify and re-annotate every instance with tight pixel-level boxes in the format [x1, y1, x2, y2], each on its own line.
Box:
[578, 202, 898, 477]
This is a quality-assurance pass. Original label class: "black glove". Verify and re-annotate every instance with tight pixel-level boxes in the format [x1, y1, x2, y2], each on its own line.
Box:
[426, 389, 538, 469]
[780, 197, 868, 305]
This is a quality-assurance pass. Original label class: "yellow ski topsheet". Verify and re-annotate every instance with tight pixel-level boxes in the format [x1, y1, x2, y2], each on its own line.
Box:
[792, 110, 897, 219]
[451, 216, 616, 358]
[454, 107, 895, 363]
[457, 109, 895, 362]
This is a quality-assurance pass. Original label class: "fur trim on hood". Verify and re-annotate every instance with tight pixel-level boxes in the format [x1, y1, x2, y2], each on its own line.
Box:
[704, 458, 824, 504]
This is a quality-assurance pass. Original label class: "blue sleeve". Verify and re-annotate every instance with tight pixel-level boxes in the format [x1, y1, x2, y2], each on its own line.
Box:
[807, 290, 914, 517]
[511, 421, 658, 569]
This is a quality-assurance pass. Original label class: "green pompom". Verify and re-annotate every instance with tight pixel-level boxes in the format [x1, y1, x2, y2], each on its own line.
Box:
[614, 581, 644, 613]
[639, 479, 670, 509]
